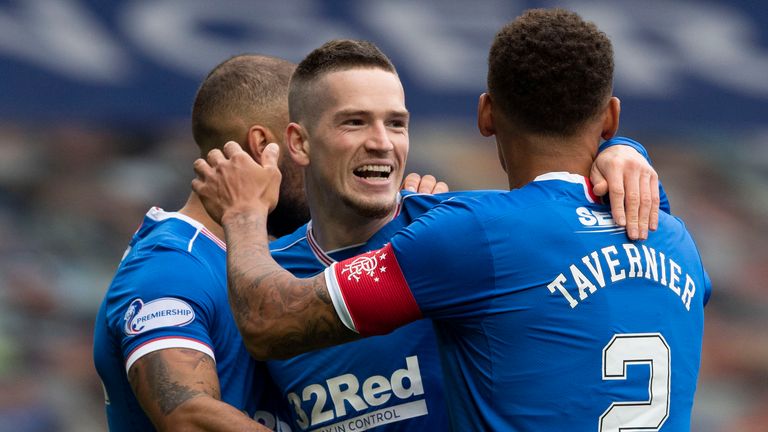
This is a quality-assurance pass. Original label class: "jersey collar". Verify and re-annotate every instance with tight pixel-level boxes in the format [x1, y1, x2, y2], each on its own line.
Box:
[533, 172, 601, 204]
[306, 221, 366, 267]
[305, 193, 404, 267]
[145, 207, 226, 251]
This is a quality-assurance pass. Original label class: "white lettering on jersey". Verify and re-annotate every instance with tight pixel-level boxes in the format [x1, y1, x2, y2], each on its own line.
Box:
[575, 207, 625, 234]
[287, 356, 427, 431]
[123, 297, 195, 335]
[547, 244, 697, 311]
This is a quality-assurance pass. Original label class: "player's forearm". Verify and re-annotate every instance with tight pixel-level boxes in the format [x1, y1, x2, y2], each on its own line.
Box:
[130, 349, 269, 432]
[222, 210, 357, 360]
[156, 396, 271, 432]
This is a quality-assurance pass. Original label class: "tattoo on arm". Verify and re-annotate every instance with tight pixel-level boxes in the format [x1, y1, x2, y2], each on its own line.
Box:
[129, 349, 219, 417]
[225, 212, 357, 358]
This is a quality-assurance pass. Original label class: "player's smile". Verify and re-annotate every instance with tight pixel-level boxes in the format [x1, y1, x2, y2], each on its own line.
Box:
[353, 163, 392, 180]
[352, 161, 395, 190]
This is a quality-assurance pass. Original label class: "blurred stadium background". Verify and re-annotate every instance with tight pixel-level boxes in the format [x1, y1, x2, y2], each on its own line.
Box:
[0, 0, 766, 430]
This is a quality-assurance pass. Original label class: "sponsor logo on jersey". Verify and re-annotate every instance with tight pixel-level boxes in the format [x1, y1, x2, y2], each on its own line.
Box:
[287, 355, 427, 431]
[575, 207, 625, 234]
[123, 297, 195, 335]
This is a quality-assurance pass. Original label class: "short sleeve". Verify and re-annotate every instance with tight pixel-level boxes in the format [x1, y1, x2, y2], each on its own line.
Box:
[390, 198, 496, 320]
[105, 247, 219, 373]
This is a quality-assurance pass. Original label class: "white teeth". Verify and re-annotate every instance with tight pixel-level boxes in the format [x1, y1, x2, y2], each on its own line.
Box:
[356, 164, 391, 173]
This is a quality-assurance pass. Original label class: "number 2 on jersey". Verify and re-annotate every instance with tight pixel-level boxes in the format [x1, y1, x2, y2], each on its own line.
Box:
[599, 333, 670, 432]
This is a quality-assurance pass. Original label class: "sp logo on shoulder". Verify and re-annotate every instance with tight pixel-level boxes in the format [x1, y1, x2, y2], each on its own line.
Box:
[123, 297, 195, 335]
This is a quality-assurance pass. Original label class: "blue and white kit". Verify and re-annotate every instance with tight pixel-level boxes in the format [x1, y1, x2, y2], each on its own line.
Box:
[264, 191, 483, 431]
[327, 169, 708, 431]
[93, 208, 268, 431]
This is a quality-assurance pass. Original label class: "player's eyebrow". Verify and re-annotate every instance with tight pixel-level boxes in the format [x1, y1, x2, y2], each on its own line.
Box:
[333, 109, 368, 120]
[389, 110, 410, 121]
[333, 109, 410, 121]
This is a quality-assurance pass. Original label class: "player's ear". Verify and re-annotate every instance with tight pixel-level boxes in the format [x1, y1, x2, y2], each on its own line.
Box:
[477, 93, 496, 137]
[245, 125, 277, 164]
[285, 122, 310, 167]
[600, 97, 620, 140]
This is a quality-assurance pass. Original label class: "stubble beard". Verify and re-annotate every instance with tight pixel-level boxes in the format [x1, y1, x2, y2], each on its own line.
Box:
[266, 170, 311, 238]
[267, 194, 311, 238]
[341, 192, 397, 220]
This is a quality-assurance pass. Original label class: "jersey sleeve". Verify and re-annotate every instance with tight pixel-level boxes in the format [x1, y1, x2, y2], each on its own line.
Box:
[106, 247, 219, 373]
[599, 136, 672, 214]
[325, 198, 494, 336]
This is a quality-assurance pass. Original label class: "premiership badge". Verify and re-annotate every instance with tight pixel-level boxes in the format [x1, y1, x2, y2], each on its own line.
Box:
[123, 297, 195, 335]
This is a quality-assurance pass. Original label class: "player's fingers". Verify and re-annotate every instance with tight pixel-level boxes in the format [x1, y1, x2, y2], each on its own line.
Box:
[205, 148, 225, 166]
[434, 181, 449, 193]
[261, 142, 280, 169]
[649, 170, 660, 231]
[401, 173, 420, 192]
[592, 180, 608, 197]
[190, 177, 204, 195]
[193, 158, 213, 178]
[605, 170, 626, 227]
[623, 170, 641, 240]
[417, 175, 438, 194]
[590, 165, 609, 197]
[222, 141, 243, 159]
[636, 170, 652, 240]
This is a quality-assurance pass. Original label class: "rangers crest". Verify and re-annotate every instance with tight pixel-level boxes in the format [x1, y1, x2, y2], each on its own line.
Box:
[341, 249, 389, 283]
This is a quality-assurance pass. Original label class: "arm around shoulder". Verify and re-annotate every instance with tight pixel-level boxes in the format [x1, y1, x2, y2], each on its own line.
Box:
[228, 256, 360, 360]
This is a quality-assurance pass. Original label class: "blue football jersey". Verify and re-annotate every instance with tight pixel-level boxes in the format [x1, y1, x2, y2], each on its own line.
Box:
[93, 208, 267, 431]
[265, 191, 491, 431]
[327, 173, 708, 431]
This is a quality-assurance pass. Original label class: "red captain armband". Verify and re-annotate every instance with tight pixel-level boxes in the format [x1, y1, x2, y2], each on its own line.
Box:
[330, 243, 422, 336]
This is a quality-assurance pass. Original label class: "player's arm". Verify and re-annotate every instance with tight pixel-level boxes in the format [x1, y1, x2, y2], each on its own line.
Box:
[192, 142, 356, 360]
[129, 348, 271, 431]
[220, 209, 358, 360]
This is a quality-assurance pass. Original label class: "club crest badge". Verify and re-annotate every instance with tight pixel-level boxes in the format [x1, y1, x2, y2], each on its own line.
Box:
[341, 249, 388, 283]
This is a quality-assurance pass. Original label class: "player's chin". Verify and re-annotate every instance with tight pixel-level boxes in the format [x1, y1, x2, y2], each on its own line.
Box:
[345, 194, 398, 219]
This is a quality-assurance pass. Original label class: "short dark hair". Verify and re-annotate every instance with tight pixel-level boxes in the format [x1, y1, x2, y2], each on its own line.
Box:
[289, 39, 397, 129]
[192, 54, 295, 157]
[487, 8, 614, 135]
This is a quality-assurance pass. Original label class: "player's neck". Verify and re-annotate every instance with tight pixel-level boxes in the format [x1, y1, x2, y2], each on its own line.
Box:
[308, 200, 395, 252]
[178, 192, 226, 243]
[502, 133, 598, 189]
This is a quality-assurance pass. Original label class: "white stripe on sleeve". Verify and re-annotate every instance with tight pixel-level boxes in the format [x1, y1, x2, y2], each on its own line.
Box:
[325, 263, 358, 333]
[125, 337, 215, 374]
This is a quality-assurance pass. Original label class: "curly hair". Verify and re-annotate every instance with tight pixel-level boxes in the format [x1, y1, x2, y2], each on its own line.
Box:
[487, 8, 614, 135]
[289, 39, 397, 129]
